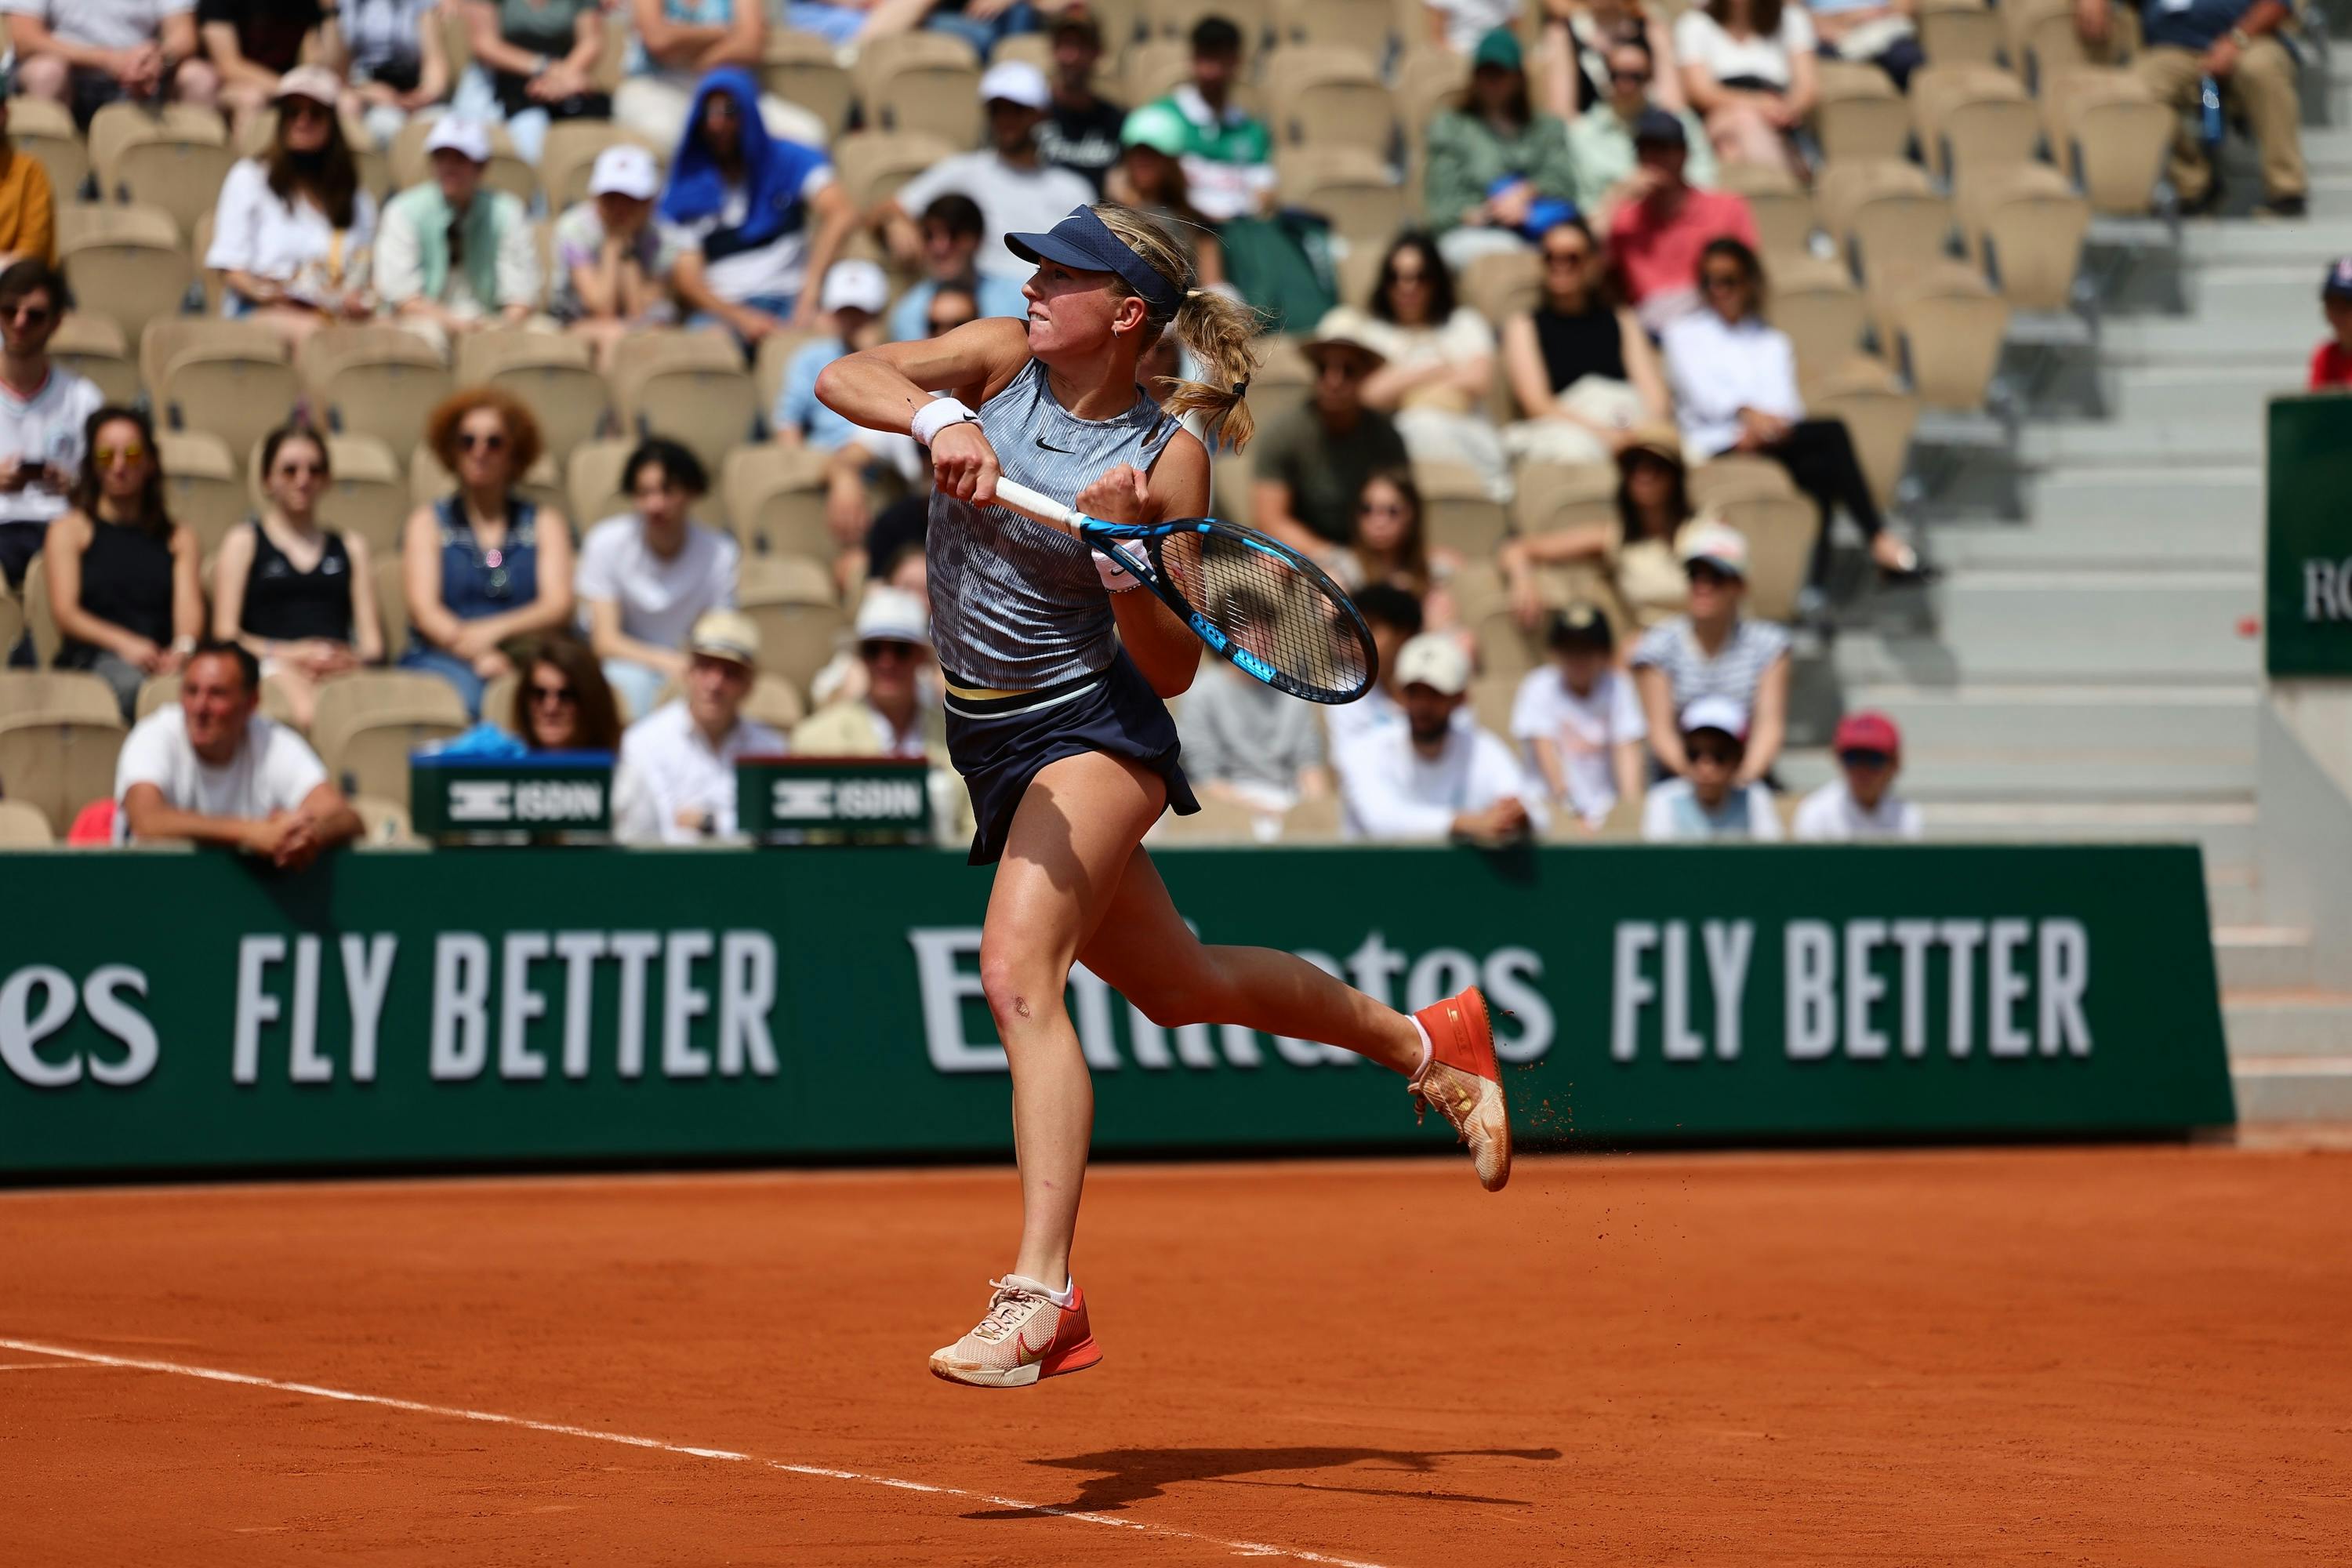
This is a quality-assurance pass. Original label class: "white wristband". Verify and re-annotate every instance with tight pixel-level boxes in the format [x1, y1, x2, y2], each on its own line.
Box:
[910, 397, 980, 448]
[1093, 542, 1147, 593]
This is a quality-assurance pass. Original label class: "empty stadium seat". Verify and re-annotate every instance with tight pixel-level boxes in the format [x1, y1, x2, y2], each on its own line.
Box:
[568, 438, 637, 528]
[1274, 0, 1392, 60]
[614, 361, 761, 476]
[158, 430, 249, 554]
[0, 798, 56, 845]
[753, 327, 829, 417]
[1813, 62, 1911, 163]
[1267, 48, 1397, 151]
[1688, 453, 1798, 510]
[763, 30, 856, 136]
[1832, 169, 1957, 289]
[737, 556, 848, 696]
[1118, 38, 1202, 106]
[1912, 64, 2038, 182]
[831, 131, 961, 212]
[1717, 160, 1815, 260]
[1763, 255, 1869, 382]
[59, 224, 194, 343]
[50, 313, 140, 405]
[0, 706, 125, 835]
[318, 350, 456, 456]
[107, 134, 239, 242]
[1278, 146, 1405, 247]
[723, 445, 837, 559]
[158, 339, 302, 470]
[1714, 494, 1817, 625]
[1457, 249, 1541, 326]
[1918, 0, 2003, 66]
[0, 670, 122, 724]
[1414, 460, 1508, 557]
[1876, 262, 2010, 411]
[864, 40, 984, 146]
[2050, 70, 2171, 216]
[1806, 356, 1919, 514]
[1958, 165, 2091, 312]
[1510, 461, 1618, 537]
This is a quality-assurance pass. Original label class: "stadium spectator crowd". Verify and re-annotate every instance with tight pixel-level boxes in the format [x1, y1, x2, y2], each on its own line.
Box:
[10, 0, 2289, 853]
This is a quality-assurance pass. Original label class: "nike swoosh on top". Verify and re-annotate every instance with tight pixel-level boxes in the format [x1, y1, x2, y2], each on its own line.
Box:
[1035, 436, 1072, 453]
[1016, 1329, 1047, 1361]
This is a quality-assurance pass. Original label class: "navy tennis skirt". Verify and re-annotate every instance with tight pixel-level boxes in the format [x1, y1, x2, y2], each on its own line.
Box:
[943, 650, 1200, 866]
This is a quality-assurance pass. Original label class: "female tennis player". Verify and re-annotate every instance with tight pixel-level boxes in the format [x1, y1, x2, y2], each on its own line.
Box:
[817, 204, 1512, 1389]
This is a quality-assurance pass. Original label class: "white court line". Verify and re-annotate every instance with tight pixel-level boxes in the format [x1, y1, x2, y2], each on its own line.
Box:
[0, 1359, 125, 1372]
[0, 1338, 1388, 1568]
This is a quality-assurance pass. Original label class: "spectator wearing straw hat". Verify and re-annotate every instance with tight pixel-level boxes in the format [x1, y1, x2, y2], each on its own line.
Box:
[611, 608, 787, 844]
[553, 143, 684, 368]
[2307, 259, 2352, 389]
[1629, 516, 1790, 785]
[1794, 709, 1921, 840]
[1335, 631, 1545, 842]
[1512, 601, 1646, 829]
[1639, 694, 1778, 840]
[1251, 308, 1412, 554]
[880, 63, 1098, 281]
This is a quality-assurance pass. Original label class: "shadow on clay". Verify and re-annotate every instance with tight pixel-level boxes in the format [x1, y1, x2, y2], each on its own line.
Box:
[965, 1445, 1564, 1519]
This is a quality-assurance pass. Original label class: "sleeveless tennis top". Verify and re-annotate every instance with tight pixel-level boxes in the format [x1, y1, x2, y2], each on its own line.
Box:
[927, 358, 1181, 691]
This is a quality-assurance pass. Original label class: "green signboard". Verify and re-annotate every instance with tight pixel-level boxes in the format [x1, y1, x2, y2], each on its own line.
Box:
[0, 844, 2234, 1180]
[409, 754, 612, 840]
[2266, 395, 2352, 677]
[736, 756, 931, 843]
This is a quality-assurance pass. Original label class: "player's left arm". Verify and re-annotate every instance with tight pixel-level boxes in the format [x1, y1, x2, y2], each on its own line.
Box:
[1080, 433, 1209, 700]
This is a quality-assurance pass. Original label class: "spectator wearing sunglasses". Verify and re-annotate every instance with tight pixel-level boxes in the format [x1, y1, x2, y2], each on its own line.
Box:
[1541, 0, 1688, 118]
[577, 438, 736, 724]
[509, 633, 623, 753]
[0, 261, 102, 590]
[1501, 215, 1671, 465]
[212, 424, 385, 731]
[1251, 308, 1411, 555]
[793, 586, 942, 760]
[1566, 37, 1712, 227]
[1640, 694, 1780, 840]
[1629, 517, 1789, 786]
[1795, 708, 1920, 840]
[376, 118, 541, 351]
[205, 67, 378, 347]
[45, 406, 205, 719]
[399, 389, 576, 717]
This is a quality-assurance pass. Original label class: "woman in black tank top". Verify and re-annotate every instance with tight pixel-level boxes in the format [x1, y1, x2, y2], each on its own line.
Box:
[45, 406, 201, 720]
[818, 203, 1514, 1390]
[212, 423, 387, 731]
[1500, 216, 1671, 461]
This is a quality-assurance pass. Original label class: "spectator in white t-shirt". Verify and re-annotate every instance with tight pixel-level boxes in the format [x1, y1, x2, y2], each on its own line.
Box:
[577, 438, 738, 723]
[0, 260, 103, 590]
[114, 640, 361, 861]
[204, 66, 379, 347]
[879, 63, 1099, 282]
[1511, 601, 1646, 830]
[612, 608, 787, 844]
[1337, 632, 1546, 842]
[1673, 0, 1817, 176]
[1640, 694, 1780, 840]
[1795, 708, 1922, 840]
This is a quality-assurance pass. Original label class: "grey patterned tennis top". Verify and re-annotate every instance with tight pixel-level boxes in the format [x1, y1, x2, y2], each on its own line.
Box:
[927, 358, 1181, 690]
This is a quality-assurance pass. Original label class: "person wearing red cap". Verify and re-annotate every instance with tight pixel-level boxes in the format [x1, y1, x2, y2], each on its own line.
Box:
[2307, 258, 2352, 390]
[1793, 708, 1922, 840]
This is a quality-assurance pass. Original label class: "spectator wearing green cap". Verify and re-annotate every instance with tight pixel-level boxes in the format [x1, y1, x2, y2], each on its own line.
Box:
[1109, 101, 1226, 286]
[1425, 27, 1583, 270]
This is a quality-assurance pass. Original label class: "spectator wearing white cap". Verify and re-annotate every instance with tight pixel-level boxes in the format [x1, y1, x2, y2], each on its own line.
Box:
[793, 586, 938, 759]
[878, 62, 1099, 281]
[376, 118, 542, 349]
[611, 607, 788, 844]
[1335, 631, 1546, 842]
[614, 0, 826, 156]
[1512, 601, 1646, 830]
[1630, 517, 1790, 785]
[1794, 708, 1920, 840]
[552, 143, 682, 368]
[774, 258, 920, 581]
[1639, 695, 1780, 840]
[579, 437, 737, 721]
[204, 66, 379, 347]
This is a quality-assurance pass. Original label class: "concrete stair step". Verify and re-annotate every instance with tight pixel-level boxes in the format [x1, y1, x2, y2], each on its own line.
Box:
[2016, 419, 2261, 468]
[1835, 685, 2255, 753]
[1932, 517, 2257, 570]
[1838, 575, 2260, 683]
[2224, 990, 2352, 1057]
[2213, 926, 2315, 989]
[2207, 868, 2263, 926]
[2103, 365, 2284, 427]
[2096, 313, 2314, 365]
[2230, 1057, 2352, 1121]
[2023, 468, 2258, 529]
[2187, 264, 2345, 332]
[2179, 219, 2352, 268]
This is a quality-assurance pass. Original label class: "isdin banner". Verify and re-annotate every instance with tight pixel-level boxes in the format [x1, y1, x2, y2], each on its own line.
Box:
[0, 844, 2233, 1179]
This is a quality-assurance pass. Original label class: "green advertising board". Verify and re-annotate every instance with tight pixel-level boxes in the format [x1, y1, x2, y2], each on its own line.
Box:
[0, 844, 2233, 1180]
[736, 756, 931, 844]
[2267, 395, 2352, 677]
[409, 753, 613, 840]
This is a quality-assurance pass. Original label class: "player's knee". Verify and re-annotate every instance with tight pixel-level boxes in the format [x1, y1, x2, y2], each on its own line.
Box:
[978, 944, 1058, 1032]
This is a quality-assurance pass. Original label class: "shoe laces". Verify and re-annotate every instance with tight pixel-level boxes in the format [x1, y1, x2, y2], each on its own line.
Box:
[972, 1276, 1045, 1343]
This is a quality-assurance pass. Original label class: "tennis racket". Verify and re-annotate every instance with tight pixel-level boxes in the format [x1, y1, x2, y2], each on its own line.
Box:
[989, 477, 1378, 705]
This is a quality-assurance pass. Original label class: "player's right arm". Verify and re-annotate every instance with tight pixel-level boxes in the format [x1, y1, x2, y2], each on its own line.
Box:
[816, 317, 1031, 503]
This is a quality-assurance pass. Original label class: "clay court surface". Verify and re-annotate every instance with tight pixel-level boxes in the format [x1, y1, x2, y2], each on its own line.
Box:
[4, 1145, 2349, 1566]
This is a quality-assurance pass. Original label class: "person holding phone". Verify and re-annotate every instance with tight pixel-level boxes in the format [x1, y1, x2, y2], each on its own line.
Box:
[0, 260, 102, 590]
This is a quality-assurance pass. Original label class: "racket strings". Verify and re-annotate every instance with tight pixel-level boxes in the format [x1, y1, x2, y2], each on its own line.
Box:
[1157, 531, 1372, 702]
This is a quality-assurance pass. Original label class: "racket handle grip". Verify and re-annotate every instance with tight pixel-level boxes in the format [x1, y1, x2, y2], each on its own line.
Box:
[989, 478, 1080, 534]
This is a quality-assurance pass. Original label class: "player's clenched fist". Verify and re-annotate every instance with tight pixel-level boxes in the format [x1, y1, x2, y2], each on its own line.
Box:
[931, 423, 1000, 506]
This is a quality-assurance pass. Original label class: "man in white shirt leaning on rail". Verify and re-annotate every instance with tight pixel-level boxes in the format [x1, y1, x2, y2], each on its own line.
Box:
[1336, 633, 1547, 844]
[114, 640, 361, 863]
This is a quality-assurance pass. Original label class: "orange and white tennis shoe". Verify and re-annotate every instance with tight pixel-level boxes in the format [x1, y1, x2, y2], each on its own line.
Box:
[1410, 986, 1512, 1191]
[928, 1275, 1102, 1388]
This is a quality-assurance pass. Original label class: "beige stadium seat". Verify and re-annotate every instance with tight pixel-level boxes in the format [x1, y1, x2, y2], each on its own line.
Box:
[1717, 160, 1815, 261]
[59, 230, 194, 344]
[373, 542, 408, 651]
[1149, 0, 1272, 42]
[1413, 460, 1508, 557]
[1688, 453, 1798, 510]
[1957, 165, 2089, 313]
[1278, 146, 1405, 248]
[567, 437, 637, 526]
[136, 671, 301, 725]
[50, 313, 140, 405]
[408, 444, 564, 515]
[540, 122, 664, 214]
[723, 445, 836, 560]
[1472, 601, 1541, 684]
[0, 671, 122, 724]
[1253, 335, 1315, 394]
[2052, 70, 2171, 216]
[1512, 460, 1620, 537]
[1275, 0, 1392, 60]
[1764, 255, 1868, 383]
[14, 129, 89, 207]
[615, 362, 760, 475]
[868, 50, 984, 147]
[0, 708, 125, 835]
[20, 557, 61, 666]
[89, 100, 224, 179]
[140, 318, 284, 405]
[1878, 262, 2010, 411]
[107, 135, 239, 241]
[1806, 356, 1918, 514]
[1118, 38, 1197, 107]
[1842, 183, 1955, 291]
[609, 326, 741, 387]
[56, 199, 182, 251]
[159, 344, 302, 470]
[850, 30, 979, 97]
[158, 430, 249, 554]
[0, 585, 19, 659]
[1458, 249, 1541, 326]
[480, 669, 521, 733]
[1912, 64, 2037, 182]
[311, 677, 469, 802]
[1269, 49, 1398, 151]
[1466, 669, 1519, 739]
[832, 131, 961, 212]
[1712, 494, 1817, 624]
[1918, 0, 2003, 66]
[238, 433, 410, 555]
[1813, 63, 1911, 164]
[737, 556, 848, 695]
[0, 797, 56, 845]
[296, 323, 447, 387]
[762, 30, 856, 136]
[460, 332, 612, 462]
[318, 352, 456, 456]
[753, 326, 827, 415]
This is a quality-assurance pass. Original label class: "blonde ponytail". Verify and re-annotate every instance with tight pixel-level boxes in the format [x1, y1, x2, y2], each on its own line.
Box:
[1091, 202, 1265, 452]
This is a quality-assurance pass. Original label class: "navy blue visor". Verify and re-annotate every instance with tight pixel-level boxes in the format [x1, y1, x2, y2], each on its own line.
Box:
[1005, 205, 1185, 318]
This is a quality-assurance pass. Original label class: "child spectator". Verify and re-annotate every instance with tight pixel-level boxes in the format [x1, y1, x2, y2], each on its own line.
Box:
[1640, 695, 1779, 839]
[1629, 517, 1789, 784]
[552, 143, 681, 368]
[886, 194, 1027, 343]
[612, 609, 786, 844]
[376, 118, 540, 348]
[44, 406, 204, 719]
[880, 64, 1098, 282]
[510, 633, 624, 750]
[114, 640, 361, 860]
[2309, 259, 2352, 390]
[576, 438, 737, 723]
[1794, 709, 1922, 840]
[1512, 601, 1646, 829]
[205, 66, 379, 347]
[0, 261, 102, 590]
[1335, 631, 1545, 841]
